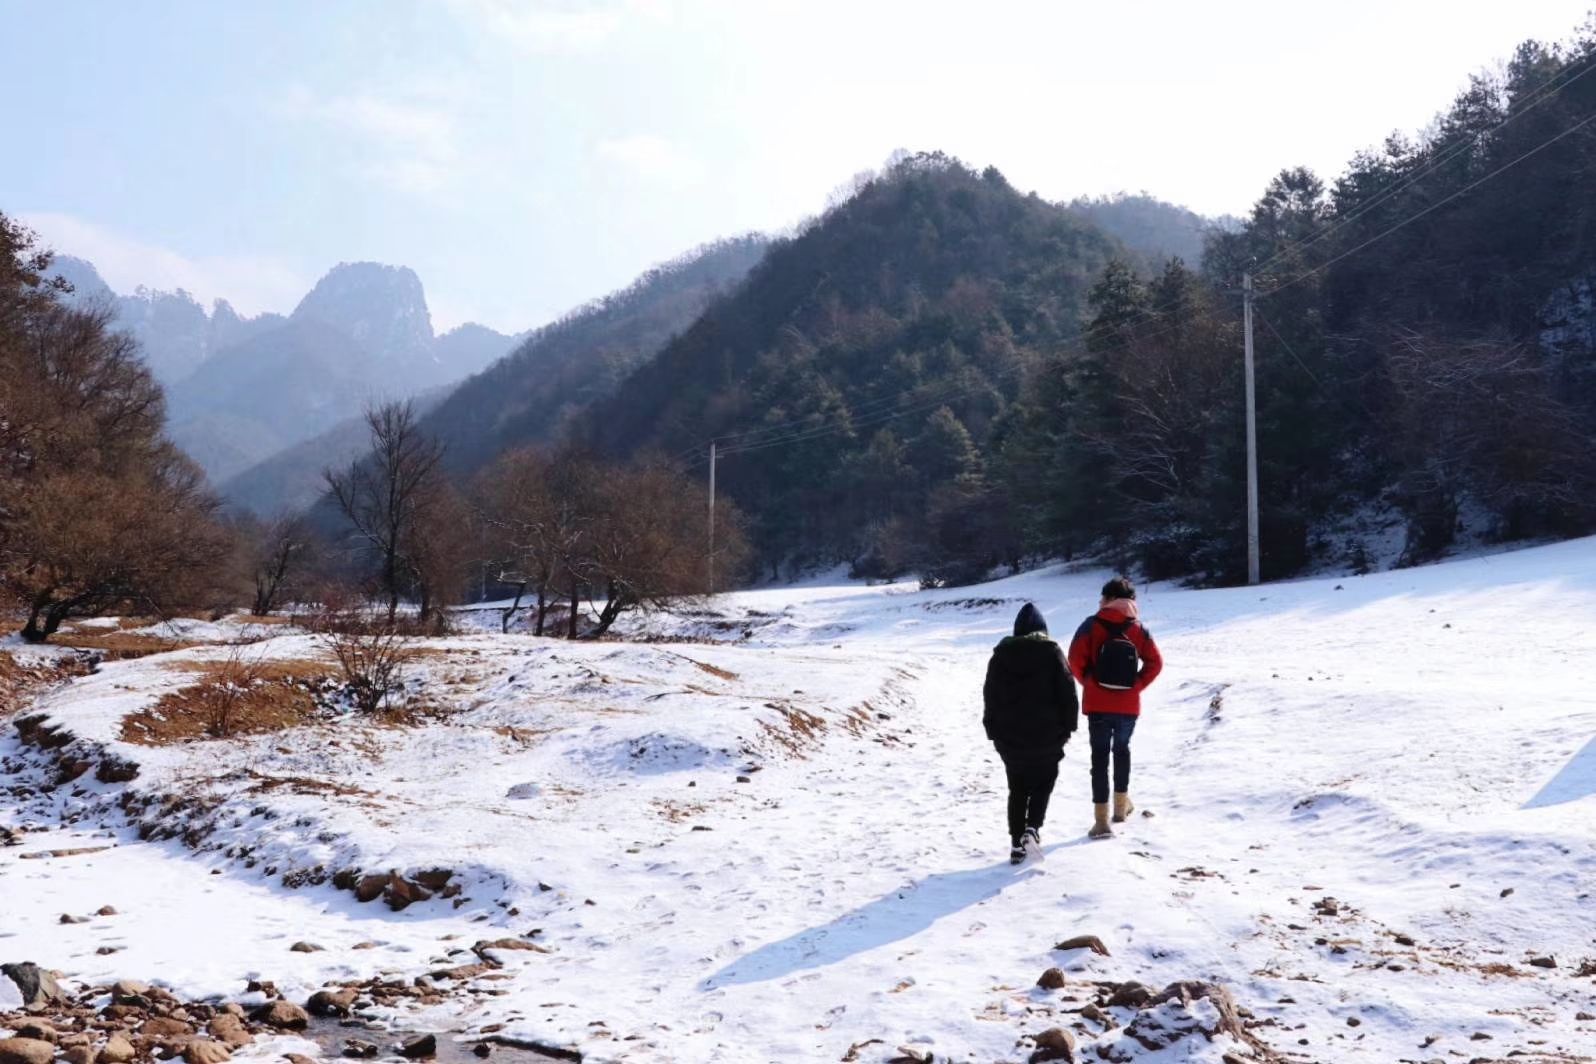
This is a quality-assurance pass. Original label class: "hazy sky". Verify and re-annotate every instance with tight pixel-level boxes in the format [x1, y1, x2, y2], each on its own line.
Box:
[3, 1, 1590, 332]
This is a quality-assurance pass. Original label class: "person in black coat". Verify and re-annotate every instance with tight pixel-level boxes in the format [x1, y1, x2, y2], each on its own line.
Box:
[983, 602, 1080, 864]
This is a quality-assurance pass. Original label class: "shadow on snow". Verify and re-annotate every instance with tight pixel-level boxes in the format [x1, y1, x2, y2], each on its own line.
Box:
[1523, 733, 1596, 809]
[702, 844, 1084, 988]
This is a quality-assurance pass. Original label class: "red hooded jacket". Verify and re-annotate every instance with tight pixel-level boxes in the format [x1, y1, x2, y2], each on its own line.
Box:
[1067, 605, 1163, 717]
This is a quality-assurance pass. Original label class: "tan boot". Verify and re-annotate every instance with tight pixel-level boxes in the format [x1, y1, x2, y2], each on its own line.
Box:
[1113, 792, 1135, 823]
[1089, 802, 1113, 838]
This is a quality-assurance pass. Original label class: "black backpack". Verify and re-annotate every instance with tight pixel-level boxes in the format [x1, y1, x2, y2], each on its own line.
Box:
[1093, 618, 1140, 690]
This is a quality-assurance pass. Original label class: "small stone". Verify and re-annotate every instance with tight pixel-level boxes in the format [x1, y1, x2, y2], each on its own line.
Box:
[1036, 967, 1066, 990]
[471, 1045, 491, 1059]
[99, 1036, 137, 1064]
[1528, 955, 1557, 969]
[207, 1015, 252, 1049]
[111, 980, 152, 1006]
[95, 946, 124, 956]
[1471, 1032, 1493, 1041]
[285, 1056, 319, 1064]
[351, 941, 380, 950]
[1499, 888, 1514, 899]
[1394, 933, 1415, 946]
[735, 775, 751, 783]
[141, 1018, 194, 1040]
[97, 906, 119, 916]
[308, 988, 358, 1017]
[182, 1041, 231, 1064]
[64, 1047, 95, 1064]
[1029, 1026, 1075, 1063]
[1346, 1016, 1361, 1027]
[1104, 981, 1152, 1008]
[60, 913, 89, 924]
[252, 1001, 310, 1030]
[11, 1024, 55, 1046]
[289, 942, 324, 954]
[1576, 1011, 1595, 1021]
[342, 1040, 380, 1059]
[398, 1035, 437, 1060]
[0, 1039, 55, 1064]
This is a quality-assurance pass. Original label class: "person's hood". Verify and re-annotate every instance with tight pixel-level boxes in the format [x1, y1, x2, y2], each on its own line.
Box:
[1012, 602, 1049, 637]
[1097, 598, 1140, 622]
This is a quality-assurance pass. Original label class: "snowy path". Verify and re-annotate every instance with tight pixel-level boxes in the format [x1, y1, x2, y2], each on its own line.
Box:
[6, 540, 1596, 1060]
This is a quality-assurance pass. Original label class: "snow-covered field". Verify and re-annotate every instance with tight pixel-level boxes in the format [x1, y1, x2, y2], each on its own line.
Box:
[4, 538, 1596, 1062]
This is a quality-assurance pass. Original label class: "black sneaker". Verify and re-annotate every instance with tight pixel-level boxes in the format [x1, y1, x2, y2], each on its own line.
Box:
[1023, 826, 1043, 862]
[1009, 840, 1026, 865]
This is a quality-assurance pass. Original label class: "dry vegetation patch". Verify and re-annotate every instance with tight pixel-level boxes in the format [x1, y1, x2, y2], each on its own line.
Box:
[50, 622, 206, 659]
[121, 658, 339, 744]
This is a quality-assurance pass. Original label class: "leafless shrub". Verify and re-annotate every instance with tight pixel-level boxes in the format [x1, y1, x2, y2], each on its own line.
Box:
[319, 618, 415, 714]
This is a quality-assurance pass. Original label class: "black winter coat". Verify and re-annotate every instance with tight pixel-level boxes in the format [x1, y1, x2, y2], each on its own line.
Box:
[982, 634, 1079, 757]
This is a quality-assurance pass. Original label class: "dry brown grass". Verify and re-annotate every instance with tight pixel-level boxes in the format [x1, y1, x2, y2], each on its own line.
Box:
[121, 658, 339, 745]
[50, 627, 205, 659]
[1, 650, 94, 718]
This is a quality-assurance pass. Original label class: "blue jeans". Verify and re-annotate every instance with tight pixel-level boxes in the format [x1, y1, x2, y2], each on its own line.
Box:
[1088, 715, 1137, 804]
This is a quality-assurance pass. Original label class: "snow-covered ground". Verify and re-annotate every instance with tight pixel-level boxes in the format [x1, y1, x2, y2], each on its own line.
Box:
[4, 538, 1596, 1062]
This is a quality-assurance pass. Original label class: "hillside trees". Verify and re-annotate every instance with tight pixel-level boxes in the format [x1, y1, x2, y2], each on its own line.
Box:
[0, 213, 234, 639]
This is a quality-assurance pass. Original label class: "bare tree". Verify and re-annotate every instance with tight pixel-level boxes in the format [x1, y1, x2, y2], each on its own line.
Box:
[475, 447, 594, 635]
[324, 401, 445, 624]
[246, 510, 317, 616]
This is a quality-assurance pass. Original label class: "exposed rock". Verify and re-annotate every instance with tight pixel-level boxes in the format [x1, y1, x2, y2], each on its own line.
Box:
[342, 1041, 380, 1059]
[1028, 1026, 1075, 1063]
[181, 1041, 231, 1064]
[398, 1035, 437, 1060]
[141, 1017, 194, 1039]
[1079, 1003, 1116, 1029]
[251, 1001, 309, 1030]
[59, 914, 89, 925]
[1052, 934, 1111, 957]
[288, 942, 324, 954]
[1577, 1010, 1595, 1021]
[472, 939, 550, 957]
[354, 875, 389, 904]
[206, 1015, 252, 1049]
[412, 869, 453, 891]
[111, 980, 152, 1006]
[471, 1046, 491, 1059]
[10, 1023, 55, 1046]
[1528, 955, 1557, 969]
[1036, 967, 1066, 990]
[1, 963, 67, 1007]
[1394, 933, 1416, 946]
[99, 1035, 137, 1064]
[307, 989, 358, 1017]
[63, 1047, 95, 1064]
[386, 878, 433, 912]
[285, 1056, 318, 1064]
[1104, 981, 1153, 1008]
[0, 1039, 55, 1064]
[96, 906, 119, 917]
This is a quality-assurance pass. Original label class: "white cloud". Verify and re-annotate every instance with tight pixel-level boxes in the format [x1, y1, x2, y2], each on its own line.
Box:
[446, 0, 669, 53]
[278, 85, 463, 195]
[17, 211, 309, 318]
[596, 133, 702, 182]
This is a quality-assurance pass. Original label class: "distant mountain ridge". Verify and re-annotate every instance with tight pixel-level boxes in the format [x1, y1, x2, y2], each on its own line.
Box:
[49, 256, 527, 484]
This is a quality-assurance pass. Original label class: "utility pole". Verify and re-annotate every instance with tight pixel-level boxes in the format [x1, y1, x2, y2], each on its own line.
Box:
[1242, 272, 1260, 586]
[707, 439, 717, 596]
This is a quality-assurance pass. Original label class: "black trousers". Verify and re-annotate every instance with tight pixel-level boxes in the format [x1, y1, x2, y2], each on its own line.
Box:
[999, 750, 1060, 843]
[1088, 715, 1137, 804]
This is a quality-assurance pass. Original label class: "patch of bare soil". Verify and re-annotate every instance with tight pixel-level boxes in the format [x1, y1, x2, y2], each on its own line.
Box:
[120, 660, 339, 744]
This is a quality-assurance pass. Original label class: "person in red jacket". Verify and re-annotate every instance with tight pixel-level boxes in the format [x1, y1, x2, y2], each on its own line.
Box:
[1067, 576, 1163, 838]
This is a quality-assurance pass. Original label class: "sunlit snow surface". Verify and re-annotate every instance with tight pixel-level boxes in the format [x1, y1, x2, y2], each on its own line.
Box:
[4, 539, 1596, 1061]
